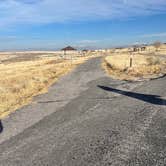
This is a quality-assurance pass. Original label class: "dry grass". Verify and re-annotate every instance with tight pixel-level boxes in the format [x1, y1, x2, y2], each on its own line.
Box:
[108, 44, 166, 55]
[0, 56, 91, 119]
[143, 45, 166, 55]
[104, 53, 166, 80]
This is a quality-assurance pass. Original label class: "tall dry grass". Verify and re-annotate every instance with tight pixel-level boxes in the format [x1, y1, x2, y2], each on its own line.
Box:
[0, 56, 89, 118]
[104, 53, 166, 80]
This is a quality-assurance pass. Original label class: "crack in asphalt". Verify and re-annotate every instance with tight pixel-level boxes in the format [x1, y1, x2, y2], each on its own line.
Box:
[37, 97, 118, 103]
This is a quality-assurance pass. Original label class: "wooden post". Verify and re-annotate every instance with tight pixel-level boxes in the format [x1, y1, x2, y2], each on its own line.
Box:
[130, 57, 132, 67]
[129, 51, 133, 68]
[64, 50, 66, 56]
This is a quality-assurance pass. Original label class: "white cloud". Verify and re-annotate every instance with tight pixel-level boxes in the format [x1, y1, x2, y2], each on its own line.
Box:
[140, 32, 166, 38]
[0, 0, 166, 27]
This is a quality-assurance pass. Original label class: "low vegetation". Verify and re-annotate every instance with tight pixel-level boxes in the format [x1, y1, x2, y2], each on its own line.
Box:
[104, 53, 166, 81]
[0, 55, 92, 119]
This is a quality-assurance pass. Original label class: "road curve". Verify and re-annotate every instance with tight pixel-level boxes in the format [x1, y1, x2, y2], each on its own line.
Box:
[0, 57, 166, 166]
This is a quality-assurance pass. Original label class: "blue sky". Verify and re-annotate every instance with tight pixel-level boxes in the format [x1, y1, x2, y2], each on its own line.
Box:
[0, 0, 166, 50]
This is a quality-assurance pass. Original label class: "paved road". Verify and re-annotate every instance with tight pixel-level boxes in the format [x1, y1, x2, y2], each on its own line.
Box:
[0, 57, 166, 166]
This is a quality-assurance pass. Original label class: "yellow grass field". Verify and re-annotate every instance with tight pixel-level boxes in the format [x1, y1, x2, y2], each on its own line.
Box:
[0, 55, 92, 119]
[104, 53, 166, 80]
[108, 44, 166, 55]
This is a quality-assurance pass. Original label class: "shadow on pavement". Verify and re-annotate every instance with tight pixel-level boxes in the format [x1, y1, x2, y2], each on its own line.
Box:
[0, 120, 3, 133]
[98, 85, 166, 106]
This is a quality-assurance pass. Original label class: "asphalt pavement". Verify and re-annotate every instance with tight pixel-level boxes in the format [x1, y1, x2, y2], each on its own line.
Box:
[0, 57, 166, 166]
